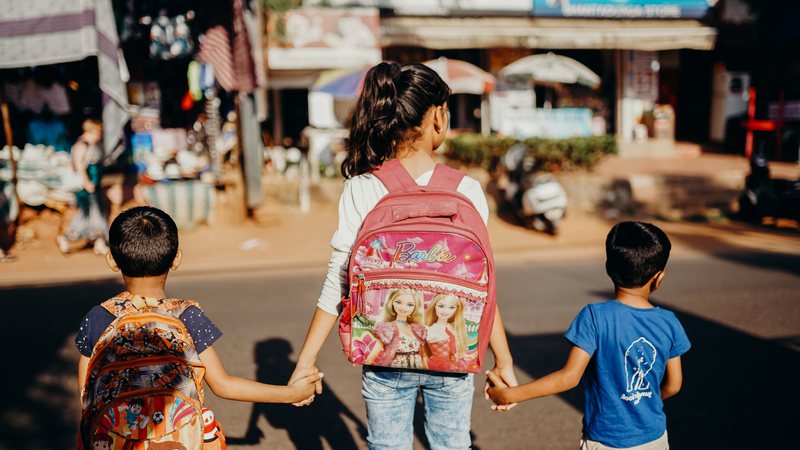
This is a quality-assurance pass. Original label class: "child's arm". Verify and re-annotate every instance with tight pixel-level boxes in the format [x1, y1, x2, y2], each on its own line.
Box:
[660, 356, 683, 400]
[71, 142, 94, 193]
[199, 346, 323, 404]
[487, 345, 591, 406]
[78, 355, 90, 394]
[484, 305, 519, 411]
[288, 307, 339, 404]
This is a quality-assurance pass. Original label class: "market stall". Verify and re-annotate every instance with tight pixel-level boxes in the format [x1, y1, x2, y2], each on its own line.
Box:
[493, 52, 605, 139]
[0, 0, 129, 257]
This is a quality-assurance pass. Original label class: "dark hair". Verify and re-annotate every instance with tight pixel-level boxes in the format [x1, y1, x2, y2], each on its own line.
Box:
[93, 433, 113, 444]
[109, 206, 179, 278]
[605, 221, 671, 288]
[342, 61, 450, 178]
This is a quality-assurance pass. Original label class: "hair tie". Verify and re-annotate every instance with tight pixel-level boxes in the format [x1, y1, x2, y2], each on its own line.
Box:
[389, 63, 402, 82]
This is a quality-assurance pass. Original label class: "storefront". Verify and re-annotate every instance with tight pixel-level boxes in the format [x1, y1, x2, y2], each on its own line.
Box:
[1, 0, 271, 240]
[368, 0, 717, 149]
[0, 0, 128, 233]
[265, 7, 382, 181]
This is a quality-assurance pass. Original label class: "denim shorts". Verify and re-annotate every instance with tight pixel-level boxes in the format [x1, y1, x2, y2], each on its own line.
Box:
[580, 431, 669, 450]
[361, 366, 474, 450]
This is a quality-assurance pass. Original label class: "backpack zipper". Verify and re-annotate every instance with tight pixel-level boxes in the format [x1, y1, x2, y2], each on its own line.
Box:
[354, 268, 487, 291]
[92, 355, 202, 377]
[89, 313, 197, 374]
[351, 269, 488, 316]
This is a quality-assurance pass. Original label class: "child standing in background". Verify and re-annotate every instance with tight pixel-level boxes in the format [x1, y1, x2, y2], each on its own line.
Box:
[58, 119, 108, 255]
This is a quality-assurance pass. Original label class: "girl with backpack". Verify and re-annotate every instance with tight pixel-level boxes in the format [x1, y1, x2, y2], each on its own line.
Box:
[288, 61, 518, 449]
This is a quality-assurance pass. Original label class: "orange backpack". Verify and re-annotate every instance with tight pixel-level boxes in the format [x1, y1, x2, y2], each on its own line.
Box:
[78, 293, 222, 450]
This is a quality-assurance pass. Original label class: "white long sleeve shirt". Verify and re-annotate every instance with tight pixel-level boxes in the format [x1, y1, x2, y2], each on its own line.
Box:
[315, 169, 490, 315]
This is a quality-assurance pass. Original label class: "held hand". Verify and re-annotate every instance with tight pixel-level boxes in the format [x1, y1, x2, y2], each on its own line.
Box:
[484, 365, 519, 411]
[289, 372, 324, 402]
[485, 370, 509, 406]
[83, 181, 95, 193]
[288, 364, 323, 406]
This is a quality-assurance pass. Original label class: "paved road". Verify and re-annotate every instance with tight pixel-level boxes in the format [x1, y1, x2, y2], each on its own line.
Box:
[2, 249, 798, 449]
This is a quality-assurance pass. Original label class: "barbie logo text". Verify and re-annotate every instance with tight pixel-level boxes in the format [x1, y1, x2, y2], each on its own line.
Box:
[393, 241, 456, 263]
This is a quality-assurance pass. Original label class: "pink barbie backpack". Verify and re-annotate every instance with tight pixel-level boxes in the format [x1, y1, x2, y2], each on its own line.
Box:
[338, 160, 496, 374]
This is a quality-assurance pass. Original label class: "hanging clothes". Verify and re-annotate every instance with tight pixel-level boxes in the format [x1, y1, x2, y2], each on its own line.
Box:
[5, 79, 71, 115]
[27, 119, 70, 151]
[243, 0, 268, 121]
[197, 0, 256, 93]
[0, 0, 130, 157]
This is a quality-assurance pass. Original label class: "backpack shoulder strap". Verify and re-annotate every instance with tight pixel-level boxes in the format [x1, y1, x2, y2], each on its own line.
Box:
[100, 292, 137, 318]
[100, 293, 198, 319]
[160, 298, 200, 317]
[427, 163, 465, 192]
[372, 159, 417, 193]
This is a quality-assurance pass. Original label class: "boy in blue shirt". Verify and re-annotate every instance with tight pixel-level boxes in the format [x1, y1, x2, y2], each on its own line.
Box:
[487, 221, 690, 449]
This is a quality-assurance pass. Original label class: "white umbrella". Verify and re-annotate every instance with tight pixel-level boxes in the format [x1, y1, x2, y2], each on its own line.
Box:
[422, 57, 496, 95]
[499, 52, 601, 88]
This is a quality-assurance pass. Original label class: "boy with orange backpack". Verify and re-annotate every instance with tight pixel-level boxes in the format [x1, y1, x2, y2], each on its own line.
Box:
[76, 206, 322, 449]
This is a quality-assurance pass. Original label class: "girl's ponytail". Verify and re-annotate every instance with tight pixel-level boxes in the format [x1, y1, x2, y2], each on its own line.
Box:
[343, 62, 401, 178]
[343, 61, 450, 178]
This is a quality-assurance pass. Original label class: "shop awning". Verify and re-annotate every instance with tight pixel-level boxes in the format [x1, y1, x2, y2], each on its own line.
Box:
[0, 0, 129, 156]
[267, 70, 323, 90]
[380, 17, 716, 51]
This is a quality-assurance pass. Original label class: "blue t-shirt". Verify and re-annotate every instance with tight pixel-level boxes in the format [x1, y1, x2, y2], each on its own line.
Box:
[75, 304, 222, 357]
[564, 300, 691, 448]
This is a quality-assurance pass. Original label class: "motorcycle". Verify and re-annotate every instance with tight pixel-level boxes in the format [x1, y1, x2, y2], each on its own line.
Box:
[502, 144, 568, 235]
[738, 148, 800, 224]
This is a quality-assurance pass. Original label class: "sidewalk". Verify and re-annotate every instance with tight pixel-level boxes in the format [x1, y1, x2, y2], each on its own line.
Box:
[1, 153, 798, 288]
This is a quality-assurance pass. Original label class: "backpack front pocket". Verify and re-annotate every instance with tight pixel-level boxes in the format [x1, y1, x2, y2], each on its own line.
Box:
[348, 270, 487, 373]
[84, 389, 203, 448]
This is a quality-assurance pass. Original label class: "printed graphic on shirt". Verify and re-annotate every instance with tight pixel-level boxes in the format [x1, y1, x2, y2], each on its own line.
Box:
[621, 337, 657, 405]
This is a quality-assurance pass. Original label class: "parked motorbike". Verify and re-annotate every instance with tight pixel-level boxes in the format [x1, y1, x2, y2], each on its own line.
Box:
[502, 144, 568, 235]
[738, 149, 800, 223]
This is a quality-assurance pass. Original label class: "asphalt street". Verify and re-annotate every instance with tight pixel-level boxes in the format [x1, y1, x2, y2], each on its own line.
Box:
[1, 249, 798, 449]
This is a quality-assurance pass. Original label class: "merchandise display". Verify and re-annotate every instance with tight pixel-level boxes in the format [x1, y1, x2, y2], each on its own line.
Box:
[1, 145, 82, 207]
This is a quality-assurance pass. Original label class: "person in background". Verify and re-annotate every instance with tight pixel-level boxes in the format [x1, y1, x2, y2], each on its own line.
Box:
[57, 119, 109, 255]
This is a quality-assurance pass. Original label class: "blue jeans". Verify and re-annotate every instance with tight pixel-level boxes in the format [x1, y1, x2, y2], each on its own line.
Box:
[361, 366, 474, 450]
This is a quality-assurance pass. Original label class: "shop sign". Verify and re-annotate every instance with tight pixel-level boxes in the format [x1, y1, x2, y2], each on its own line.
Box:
[624, 51, 659, 102]
[305, 1, 532, 15]
[769, 101, 800, 121]
[497, 107, 593, 139]
[533, 0, 715, 19]
[490, 89, 536, 131]
[267, 8, 381, 70]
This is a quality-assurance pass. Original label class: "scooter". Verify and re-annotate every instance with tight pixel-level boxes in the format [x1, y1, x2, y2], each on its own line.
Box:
[738, 148, 800, 224]
[502, 144, 568, 235]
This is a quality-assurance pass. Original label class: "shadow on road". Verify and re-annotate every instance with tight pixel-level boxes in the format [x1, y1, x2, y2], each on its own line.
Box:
[226, 338, 368, 449]
[666, 225, 800, 277]
[507, 292, 799, 450]
[0, 278, 124, 449]
[659, 301, 800, 450]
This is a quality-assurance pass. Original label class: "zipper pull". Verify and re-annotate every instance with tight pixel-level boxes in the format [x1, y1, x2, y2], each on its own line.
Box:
[355, 274, 366, 313]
